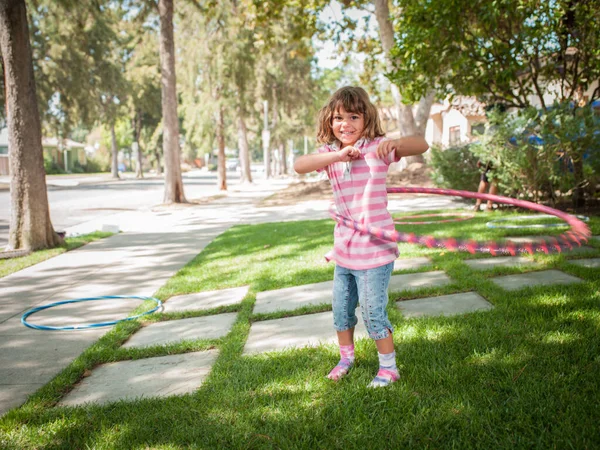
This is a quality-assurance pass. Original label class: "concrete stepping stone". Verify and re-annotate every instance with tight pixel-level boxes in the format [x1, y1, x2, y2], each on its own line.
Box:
[506, 235, 553, 243]
[253, 271, 451, 315]
[490, 269, 583, 291]
[396, 292, 493, 318]
[568, 258, 600, 268]
[122, 313, 237, 349]
[463, 256, 538, 271]
[388, 271, 451, 293]
[59, 350, 218, 407]
[393, 257, 432, 271]
[254, 281, 332, 315]
[162, 286, 249, 313]
[243, 311, 367, 355]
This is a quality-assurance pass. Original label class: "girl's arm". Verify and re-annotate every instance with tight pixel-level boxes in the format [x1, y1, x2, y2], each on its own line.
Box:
[376, 135, 429, 160]
[294, 146, 360, 174]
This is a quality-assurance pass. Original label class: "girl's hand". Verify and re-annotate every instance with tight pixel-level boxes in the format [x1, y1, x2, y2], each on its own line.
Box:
[338, 146, 360, 162]
[376, 139, 398, 159]
[377, 136, 429, 159]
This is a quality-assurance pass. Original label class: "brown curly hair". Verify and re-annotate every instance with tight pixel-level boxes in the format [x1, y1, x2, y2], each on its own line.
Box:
[316, 86, 384, 145]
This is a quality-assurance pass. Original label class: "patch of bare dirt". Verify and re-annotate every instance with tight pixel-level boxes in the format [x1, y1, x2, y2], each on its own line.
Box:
[151, 194, 227, 211]
[387, 163, 434, 189]
[260, 163, 434, 207]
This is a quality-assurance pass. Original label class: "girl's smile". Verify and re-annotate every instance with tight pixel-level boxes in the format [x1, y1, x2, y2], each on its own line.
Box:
[332, 107, 365, 148]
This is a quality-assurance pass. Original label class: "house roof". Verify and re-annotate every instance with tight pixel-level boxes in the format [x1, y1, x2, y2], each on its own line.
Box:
[41, 137, 86, 149]
[448, 96, 487, 116]
[415, 96, 488, 119]
[0, 129, 86, 151]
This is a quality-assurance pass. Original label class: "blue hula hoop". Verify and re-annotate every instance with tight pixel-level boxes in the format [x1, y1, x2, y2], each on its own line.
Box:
[486, 214, 590, 229]
[21, 295, 163, 331]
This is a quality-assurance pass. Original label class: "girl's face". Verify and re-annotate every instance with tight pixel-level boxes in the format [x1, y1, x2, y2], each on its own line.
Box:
[332, 107, 364, 148]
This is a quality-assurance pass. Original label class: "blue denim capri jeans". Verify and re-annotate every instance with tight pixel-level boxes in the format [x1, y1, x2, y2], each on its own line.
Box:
[332, 262, 394, 340]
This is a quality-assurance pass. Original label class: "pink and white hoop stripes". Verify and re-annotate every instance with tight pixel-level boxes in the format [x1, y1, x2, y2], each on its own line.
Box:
[329, 187, 591, 255]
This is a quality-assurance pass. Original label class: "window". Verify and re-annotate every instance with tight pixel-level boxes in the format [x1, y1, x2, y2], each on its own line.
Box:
[449, 126, 461, 146]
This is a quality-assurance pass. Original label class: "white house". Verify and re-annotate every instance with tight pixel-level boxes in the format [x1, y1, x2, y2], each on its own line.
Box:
[425, 97, 487, 148]
[0, 128, 87, 176]
[41, 137, 87, 172]
[379, 96, 487, 150]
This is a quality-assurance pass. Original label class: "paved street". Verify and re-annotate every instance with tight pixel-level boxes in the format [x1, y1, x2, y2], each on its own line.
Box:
[0, 170, 244, 248]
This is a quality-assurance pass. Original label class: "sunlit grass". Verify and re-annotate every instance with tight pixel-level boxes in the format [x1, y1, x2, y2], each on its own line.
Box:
[1, 210, 599, 449]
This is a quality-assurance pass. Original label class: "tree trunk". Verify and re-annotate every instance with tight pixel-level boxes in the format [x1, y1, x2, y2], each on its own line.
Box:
[1, 0, 61, 251]
[216, 105, 227, 191]
[158, 0, 186, 203]
[237, 109, 252, 184]
[110, 122, 119, 178]
[414, 90, 436, 135]
[373, 0, 415, 135]
[405, 91, 436, 164]
[279, 143, 286, 175]
[274, 145, 282, 176]
[135, 146, 143, 178]
[571, 156, 585, 209]
[134, 109, 143, 178]
[271, 84, 279, 176]
[372, 0, 434, 164]
[154, 147, 162, 175]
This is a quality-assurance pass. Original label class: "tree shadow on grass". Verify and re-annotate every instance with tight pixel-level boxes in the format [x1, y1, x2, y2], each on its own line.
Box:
[8, 282, 600, 449]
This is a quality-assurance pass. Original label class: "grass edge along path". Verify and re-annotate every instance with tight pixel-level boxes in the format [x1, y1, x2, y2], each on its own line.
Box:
[0, 231, 115, 279]
[0, 211, 599, 449]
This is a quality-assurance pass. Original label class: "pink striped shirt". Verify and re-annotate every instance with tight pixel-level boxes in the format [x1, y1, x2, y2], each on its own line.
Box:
[318, 136, 400, 270]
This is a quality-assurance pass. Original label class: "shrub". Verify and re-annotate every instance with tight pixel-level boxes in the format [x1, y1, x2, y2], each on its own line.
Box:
[469, 109, 557, 202]
[537, 102, 600, 206]
[71, 161, 85, 173]
[429, 144, 480, 191]
[43, 154, 65, 175]
[82, 157, 107, 173]
[471, 104, 600, 205]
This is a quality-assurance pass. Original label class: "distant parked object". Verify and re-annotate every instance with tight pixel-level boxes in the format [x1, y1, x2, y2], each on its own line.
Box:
[226, 158, 239, 171]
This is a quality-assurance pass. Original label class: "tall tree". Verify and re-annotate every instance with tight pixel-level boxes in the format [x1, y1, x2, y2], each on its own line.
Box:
[322, 0, 434, 163]
[253, 0, 322, 175]
[158, 0, 186, 203]
[27, 0, 130, 177]
[372, 0, 434, 138]
[123, 19, 162, 179]
[387, 0, 600, 107]
[177, 1, 232, 190]
[0, 0, 61, 250]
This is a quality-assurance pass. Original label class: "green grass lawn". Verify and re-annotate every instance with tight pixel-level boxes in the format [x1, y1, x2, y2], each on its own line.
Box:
[0, 231, 115, 279]
[1, 212, 599, 449]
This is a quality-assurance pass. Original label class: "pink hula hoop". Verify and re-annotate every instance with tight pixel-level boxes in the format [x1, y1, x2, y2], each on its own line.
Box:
[330, 187, 591, 255]
[393, 212, 475, 225]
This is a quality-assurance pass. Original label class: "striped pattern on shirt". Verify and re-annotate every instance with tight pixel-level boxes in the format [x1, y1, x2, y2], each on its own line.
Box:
[318, 137, 400, 270]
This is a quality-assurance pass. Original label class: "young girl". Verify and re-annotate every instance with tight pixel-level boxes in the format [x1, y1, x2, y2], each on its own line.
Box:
[294, 86, 428, 387]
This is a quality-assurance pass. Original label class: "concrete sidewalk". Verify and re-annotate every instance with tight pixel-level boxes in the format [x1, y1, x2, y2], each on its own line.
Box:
[0, 178, 295, 416]
[0, 172, 163, 191]
[0, 177, 468, 416]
